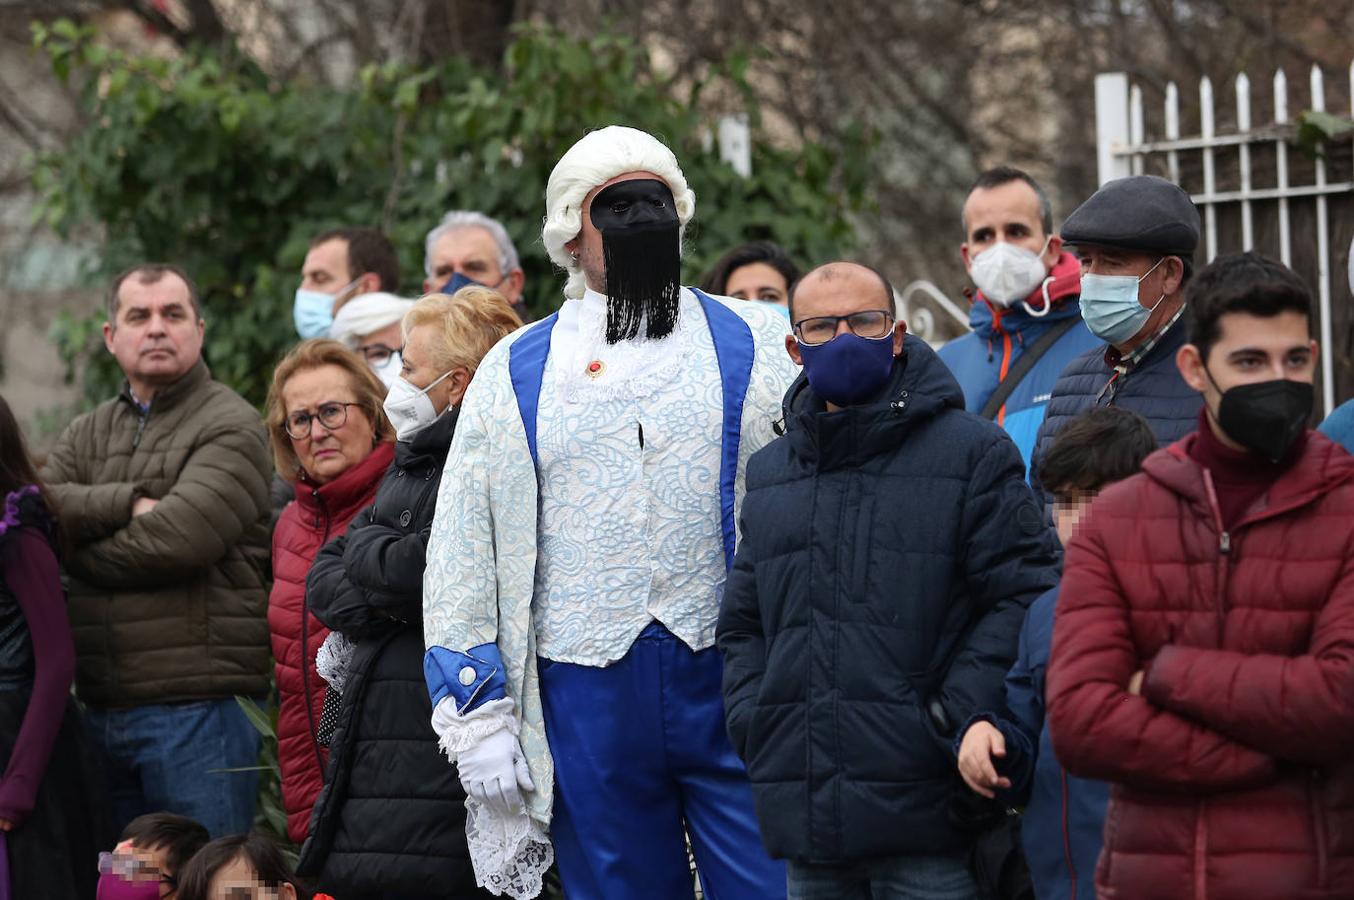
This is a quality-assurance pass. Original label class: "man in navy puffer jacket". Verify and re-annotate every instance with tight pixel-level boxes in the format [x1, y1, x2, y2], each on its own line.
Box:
[718, 262, 1060, 899]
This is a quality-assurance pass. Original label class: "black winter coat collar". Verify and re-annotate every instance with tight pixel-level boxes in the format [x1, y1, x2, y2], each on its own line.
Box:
[396, 404, 460, 468]
[782, 335, 967, 471]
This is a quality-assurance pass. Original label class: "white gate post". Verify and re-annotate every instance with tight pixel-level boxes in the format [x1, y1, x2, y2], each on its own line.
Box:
[717, 114, 752, 179]
[1095, 73, 1132, 185]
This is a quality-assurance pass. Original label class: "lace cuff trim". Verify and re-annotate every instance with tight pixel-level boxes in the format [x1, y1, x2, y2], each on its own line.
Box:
[430, 696, 518, 758]
[315, 631, 356, 693]
[465, 799, 554, 899]
[429, 696, 553, 898]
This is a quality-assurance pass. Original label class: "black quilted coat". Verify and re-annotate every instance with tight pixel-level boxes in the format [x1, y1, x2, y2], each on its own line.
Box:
[297, 408, 488, 898]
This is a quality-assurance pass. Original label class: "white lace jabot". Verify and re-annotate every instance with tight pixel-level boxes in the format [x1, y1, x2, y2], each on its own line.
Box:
[551, 288, 697, 405]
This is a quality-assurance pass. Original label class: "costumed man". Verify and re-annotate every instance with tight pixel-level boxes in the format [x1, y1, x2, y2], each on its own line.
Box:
[422, 125, 796, 900]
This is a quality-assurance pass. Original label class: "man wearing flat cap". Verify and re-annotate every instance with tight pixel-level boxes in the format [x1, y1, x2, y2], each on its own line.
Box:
[1029, 175, 1203, 500]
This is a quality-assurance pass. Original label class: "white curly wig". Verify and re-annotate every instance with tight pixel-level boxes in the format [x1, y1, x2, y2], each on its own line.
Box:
[543, 126, 696, 300]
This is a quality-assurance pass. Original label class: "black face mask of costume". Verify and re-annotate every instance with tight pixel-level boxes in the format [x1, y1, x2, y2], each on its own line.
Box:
[589, 178, 682, 343]
[1206, 369, 1314, 463]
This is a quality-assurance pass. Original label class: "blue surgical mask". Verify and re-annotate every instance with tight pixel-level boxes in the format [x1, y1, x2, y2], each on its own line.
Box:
[797, 332, 896, 407]
[1078, 257, 1166, 346]
[293, 279, 360, 339]
[440, 272, 484, 295]
[293, 289, 335, 339]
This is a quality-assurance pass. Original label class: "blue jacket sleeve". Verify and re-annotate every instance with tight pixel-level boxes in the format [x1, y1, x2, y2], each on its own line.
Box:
[953, 595, 1049, 806]
[1319, 399, 1354, 454]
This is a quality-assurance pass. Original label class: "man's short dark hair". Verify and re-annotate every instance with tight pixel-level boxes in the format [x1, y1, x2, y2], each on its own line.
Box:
[963, 166, 1053, 239]
[787, 261, 895, 324]
[1186, 251, 1312, 364]
[120, 812, 210, 877]
[310, 227, 401, 292]
[702, 240, 802, 297]
[1038, 407, 1157, 496]
[108, 264, 202, 322]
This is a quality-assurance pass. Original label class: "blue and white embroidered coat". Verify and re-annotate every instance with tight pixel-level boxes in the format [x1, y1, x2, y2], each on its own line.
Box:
[422, 287, 797, 825]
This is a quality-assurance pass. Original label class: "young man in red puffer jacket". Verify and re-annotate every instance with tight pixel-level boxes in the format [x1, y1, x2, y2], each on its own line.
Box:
[1047, 251, 1354, 900]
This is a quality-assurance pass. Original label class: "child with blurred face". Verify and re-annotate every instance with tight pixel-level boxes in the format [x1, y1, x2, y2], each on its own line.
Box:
[97, 813, 209, 900]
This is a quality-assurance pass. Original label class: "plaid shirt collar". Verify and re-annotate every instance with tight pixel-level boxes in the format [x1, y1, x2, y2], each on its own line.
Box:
[1105, 303, 1186, 373]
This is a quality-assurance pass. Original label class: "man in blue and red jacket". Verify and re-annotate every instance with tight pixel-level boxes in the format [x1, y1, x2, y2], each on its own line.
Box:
[939, 167, 1100, 473]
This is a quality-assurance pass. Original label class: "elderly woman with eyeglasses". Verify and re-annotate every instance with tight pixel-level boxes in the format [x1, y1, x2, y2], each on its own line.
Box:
[295, 287, 521, 899]
[265, 339, 395, 847]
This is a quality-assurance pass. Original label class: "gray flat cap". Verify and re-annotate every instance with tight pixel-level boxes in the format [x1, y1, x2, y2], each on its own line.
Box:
[1060, 175, 1200, 257]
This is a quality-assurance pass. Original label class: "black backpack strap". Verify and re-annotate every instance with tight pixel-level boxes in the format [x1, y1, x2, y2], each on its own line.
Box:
[979, 316, 1081, 421]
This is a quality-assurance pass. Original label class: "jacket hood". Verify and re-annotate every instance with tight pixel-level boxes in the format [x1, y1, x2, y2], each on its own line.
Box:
[781, 334, 965, 468]
[966, 251, 1083, 337]
[1143, 429, 1354, 526]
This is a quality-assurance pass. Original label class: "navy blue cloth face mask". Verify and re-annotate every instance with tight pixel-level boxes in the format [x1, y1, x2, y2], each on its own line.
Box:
[589, 178, 682, 343]
[797, 332, 896, 407]
[439, 271, 485, 295]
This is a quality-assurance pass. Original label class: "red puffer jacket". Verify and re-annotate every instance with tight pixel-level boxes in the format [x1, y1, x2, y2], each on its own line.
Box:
[268, 442, 394, 844]
[1047, 430, 1354, 900]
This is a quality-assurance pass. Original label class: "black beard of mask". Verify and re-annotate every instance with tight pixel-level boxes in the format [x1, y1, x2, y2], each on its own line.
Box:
[590, 178, 682, 343]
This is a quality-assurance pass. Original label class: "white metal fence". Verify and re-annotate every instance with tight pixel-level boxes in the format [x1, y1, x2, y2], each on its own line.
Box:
[1095, 63, 1354, 415]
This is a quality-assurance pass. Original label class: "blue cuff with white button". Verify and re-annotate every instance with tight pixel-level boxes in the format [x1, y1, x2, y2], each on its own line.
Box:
[424, 643, 507, 713]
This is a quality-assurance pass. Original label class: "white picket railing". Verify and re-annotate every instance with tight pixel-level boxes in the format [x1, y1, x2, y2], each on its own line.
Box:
[1095, 63, 1354, 415]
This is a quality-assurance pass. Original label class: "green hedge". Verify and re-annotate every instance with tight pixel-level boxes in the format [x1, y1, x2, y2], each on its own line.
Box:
[33, 19, 872, 409]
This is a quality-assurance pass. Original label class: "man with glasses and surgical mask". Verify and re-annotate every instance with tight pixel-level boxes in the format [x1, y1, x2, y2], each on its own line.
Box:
[1029, 174, 1204, 504]
[718, 261, 1059, 899]
[940, 167, 1100, 471]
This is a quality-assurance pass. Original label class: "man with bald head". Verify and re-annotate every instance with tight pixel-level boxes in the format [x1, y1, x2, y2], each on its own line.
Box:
[422, 127, 795, 898]
[718, 261, 1059, 898]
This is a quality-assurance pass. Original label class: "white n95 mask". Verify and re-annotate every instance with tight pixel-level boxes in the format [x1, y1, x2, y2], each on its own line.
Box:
[382, 369, 454, 441]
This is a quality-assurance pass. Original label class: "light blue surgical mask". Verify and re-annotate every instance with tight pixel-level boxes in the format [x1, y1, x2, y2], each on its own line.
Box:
[293, 279, 359, 339]
[1078, 257, 1166, 346]
[294, 289, 335, 339]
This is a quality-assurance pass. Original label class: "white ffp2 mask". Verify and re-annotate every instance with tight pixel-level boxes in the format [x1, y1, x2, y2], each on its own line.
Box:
[383, 369, 454, 441]
[970, 239, 1050, 307]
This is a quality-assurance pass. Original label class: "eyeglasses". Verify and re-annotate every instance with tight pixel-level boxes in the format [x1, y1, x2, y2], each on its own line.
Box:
[98, 851, 176, 887]
[793, 309, 894, 346]
[356, 343, 400, 367]
[284, 401, 363, 440]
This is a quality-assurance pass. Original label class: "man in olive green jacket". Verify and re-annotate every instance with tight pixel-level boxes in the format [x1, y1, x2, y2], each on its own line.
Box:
[44, 264, 272, 837]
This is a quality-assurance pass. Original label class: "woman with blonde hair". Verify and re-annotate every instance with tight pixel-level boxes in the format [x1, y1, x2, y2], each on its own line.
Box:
[298, 287, 521, 898]
[265, 339, 395, 846]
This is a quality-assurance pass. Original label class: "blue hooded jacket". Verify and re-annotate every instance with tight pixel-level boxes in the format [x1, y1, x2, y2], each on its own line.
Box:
[957, 586, 1110, 900]
[938, 253, 1100, 473]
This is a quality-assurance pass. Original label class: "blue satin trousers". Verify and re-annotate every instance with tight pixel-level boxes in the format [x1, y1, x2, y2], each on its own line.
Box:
[539, 621, 786, 900]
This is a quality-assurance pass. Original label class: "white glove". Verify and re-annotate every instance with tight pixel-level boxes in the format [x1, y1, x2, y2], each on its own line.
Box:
[456, 728, 534, 818]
